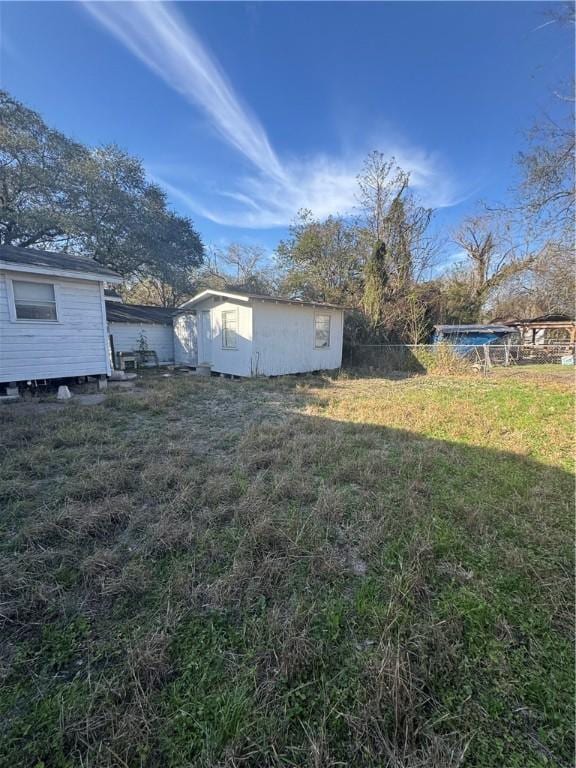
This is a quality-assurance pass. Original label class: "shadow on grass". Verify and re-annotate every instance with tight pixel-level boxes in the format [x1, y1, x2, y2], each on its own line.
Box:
[0, 385, 573, 768]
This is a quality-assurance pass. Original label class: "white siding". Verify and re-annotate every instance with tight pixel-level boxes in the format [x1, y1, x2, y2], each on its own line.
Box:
[173, 312, 197, 366]
[0, 270, 110, 383]
[252, 302, 344, 376]
[109, 322, 175, 364]
[194, 298, 254, 376]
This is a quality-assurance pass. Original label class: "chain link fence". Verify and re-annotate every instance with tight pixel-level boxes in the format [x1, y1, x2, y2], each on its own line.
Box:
[344, 343, 576, 374]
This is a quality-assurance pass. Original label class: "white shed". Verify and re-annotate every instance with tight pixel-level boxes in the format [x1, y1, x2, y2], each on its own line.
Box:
[175, 289, 345, 377]
[0, 244, 121, 386]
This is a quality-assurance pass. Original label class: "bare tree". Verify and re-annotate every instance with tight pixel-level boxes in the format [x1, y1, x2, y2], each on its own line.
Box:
[197, 243, 277, 294]
[517, 114, 575, 243]
[488, 241, 575, 319]
[357, 151, 408, 241]
[541, 2, 575, 36]
[498, 3, 576, 244]
[218, 243, 268, 284]
[449, 215, 536, 321]
[402, 291, 429, 345]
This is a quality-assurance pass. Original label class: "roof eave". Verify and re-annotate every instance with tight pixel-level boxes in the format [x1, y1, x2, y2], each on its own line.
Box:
[513, 321, 576, 328]
[179, 289, 347, 311]
[0, 260, 122, 283]
[108, 318, 173, 326]
[179, 289, 251, 308]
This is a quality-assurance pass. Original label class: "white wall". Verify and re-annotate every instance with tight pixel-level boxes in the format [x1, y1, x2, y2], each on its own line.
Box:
[252, 302, 344, 375]
[109, 322, 175, 364]
[0, 270, 110, 383]
[194, 297, 254, 376]
[173, 312, 197, 366]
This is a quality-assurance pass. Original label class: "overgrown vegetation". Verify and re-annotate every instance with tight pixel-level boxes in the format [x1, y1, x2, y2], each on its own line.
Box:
[0, 368, 573, 767]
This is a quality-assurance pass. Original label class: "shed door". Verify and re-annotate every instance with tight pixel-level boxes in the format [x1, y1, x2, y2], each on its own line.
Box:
[174, 313, 197, 365]
[198, 310, 212, 364]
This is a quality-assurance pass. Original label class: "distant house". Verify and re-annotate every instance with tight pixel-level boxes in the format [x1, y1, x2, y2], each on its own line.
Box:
[0, 245, 121, 387]
[175, 289, 345, 376]
[511, 314, 576, 346]
[106, 302, 176, 367]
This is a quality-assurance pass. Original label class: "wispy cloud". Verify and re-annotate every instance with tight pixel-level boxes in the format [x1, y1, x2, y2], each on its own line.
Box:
[84, 1, 465, 229]
[156, 144, 465, 229]
[83, 1, 285, 181]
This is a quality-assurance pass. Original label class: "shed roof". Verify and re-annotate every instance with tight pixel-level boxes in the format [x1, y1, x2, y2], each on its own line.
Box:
[517, 313, 575, 324]
[435, 324, 514, 334]
[105, 302, 175, 326]
[180, 288, 346, 310]
[0, 244, 122, 281]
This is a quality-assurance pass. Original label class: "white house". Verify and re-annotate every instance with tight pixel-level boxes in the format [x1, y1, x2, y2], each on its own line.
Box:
[106, 302, 176, 367]
[175, 289, 345, 376]
[0, 244, 121, 387]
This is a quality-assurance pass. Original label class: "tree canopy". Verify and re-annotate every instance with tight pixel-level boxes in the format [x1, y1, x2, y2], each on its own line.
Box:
[276, 210, 365, 306]
[0, 91, 204, 294]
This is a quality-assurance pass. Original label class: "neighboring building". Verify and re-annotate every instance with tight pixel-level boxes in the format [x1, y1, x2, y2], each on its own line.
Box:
[434, 324, 517, 350]
[511, 314, 576, 346]
[106, 302, 176, 366]
[176, 289, 345, 376]
[0, 244, 121, 386]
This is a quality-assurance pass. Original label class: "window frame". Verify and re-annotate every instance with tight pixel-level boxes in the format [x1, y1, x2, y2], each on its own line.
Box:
[221, 308, 238, 350]
[314, 312, 331, 349]
[7, 277, 61, 323]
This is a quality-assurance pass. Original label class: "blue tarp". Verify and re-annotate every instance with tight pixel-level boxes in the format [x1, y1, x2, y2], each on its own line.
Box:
[434, 329, 512, 356]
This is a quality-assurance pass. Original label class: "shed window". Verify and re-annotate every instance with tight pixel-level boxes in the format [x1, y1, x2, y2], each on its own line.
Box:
[222, 310, 237, 349]
[12, 280, 57, 321]
[315, 314, 331, 348]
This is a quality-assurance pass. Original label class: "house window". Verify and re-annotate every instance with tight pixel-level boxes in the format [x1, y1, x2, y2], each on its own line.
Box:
[12, 280, 58, 321]
[315, 314, 331, 348]
[222, 310, 237, 349]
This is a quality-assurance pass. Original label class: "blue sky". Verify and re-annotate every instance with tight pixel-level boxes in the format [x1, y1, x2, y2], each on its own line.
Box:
[1, 1, 573, 264]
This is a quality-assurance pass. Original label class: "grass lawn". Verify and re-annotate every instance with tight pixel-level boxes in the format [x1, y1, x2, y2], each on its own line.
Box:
[0, 367, 573, 767]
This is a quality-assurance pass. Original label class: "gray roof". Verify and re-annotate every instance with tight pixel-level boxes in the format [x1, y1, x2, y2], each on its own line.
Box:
[106, 302, 175, 326]
[435, 324, 514, 334]
[182, 288, 346, 310]
[240, 291, 346, 309]
[0, 244, 121, 280]
[518, 313, 575, 324]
